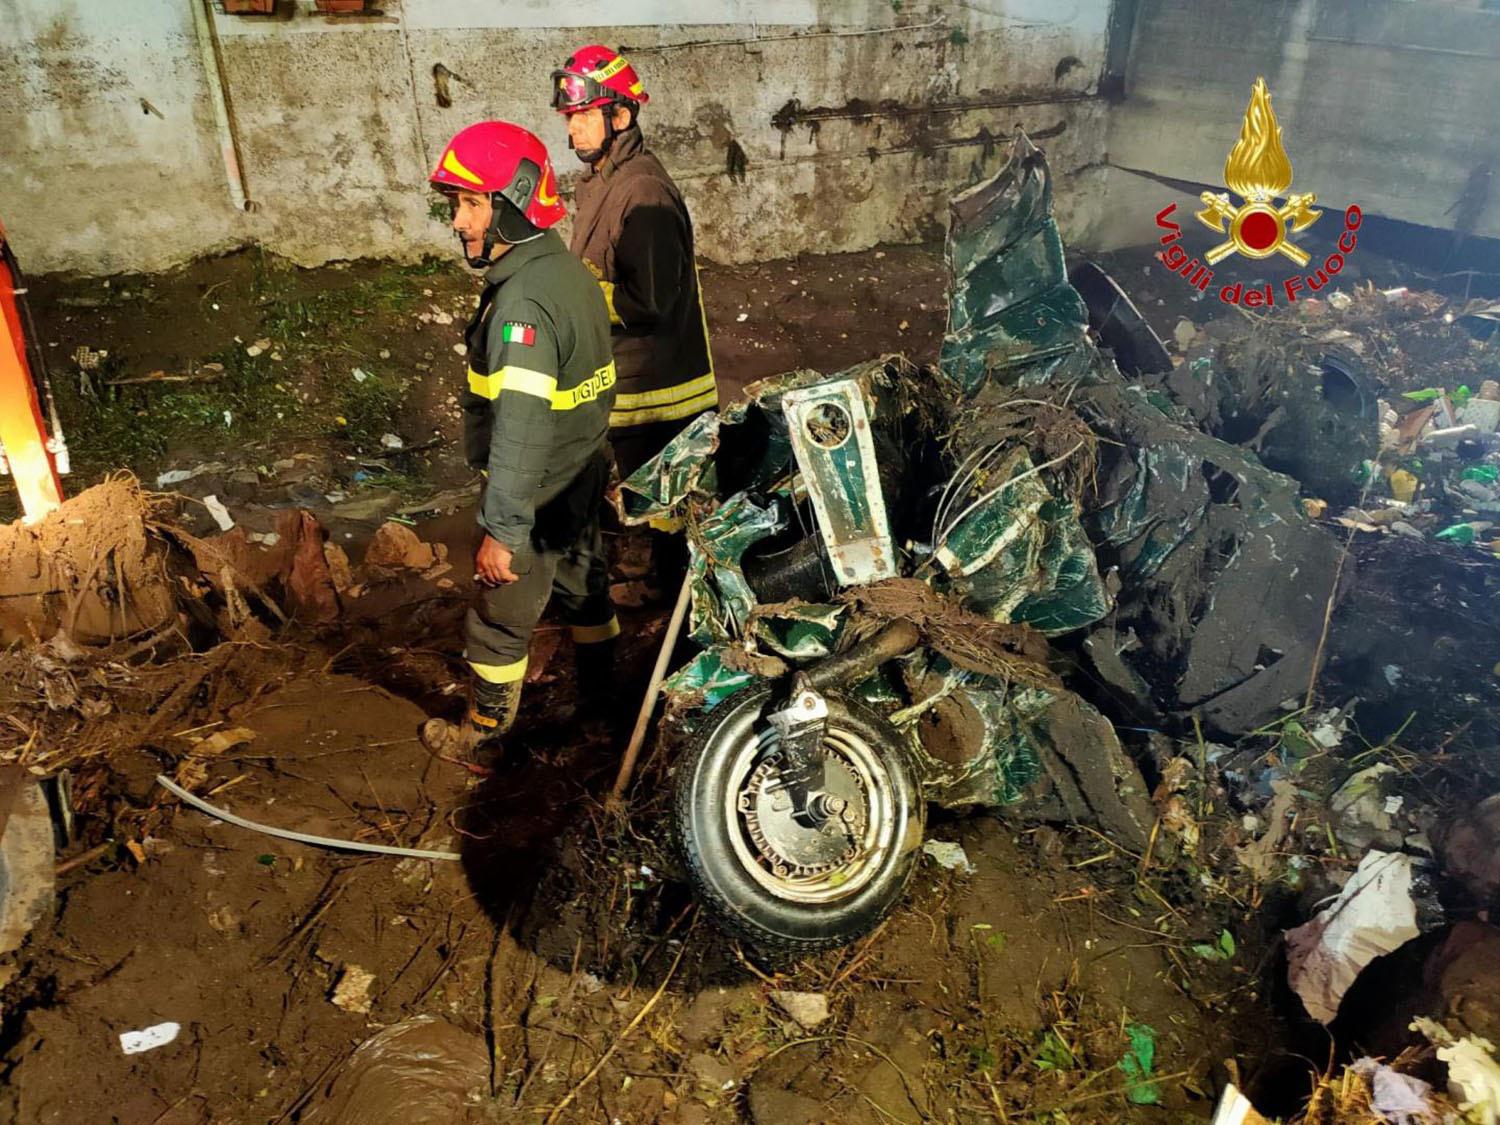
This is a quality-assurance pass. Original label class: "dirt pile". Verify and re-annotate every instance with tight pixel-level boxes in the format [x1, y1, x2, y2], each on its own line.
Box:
[0, 476, 175, 645]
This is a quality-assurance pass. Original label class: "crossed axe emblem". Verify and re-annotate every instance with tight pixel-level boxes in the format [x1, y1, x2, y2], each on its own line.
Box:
[1195, 191, 1322, 266]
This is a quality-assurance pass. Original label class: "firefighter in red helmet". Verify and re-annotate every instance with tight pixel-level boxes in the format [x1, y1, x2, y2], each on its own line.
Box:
[421, 121, 619, 765]
[552, 45, 718, 594]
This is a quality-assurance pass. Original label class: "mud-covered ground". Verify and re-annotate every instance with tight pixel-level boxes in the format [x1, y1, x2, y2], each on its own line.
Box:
[0, 238, 1477, 1123]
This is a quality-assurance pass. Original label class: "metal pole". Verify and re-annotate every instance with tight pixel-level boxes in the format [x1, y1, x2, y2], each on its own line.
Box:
[608, 573, 694, 808]
[190, 0, 250, 212]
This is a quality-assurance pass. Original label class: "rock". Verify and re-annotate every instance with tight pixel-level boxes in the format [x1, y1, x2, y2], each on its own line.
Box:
[747, 1084, 826, 1124]
[770, 990, 830, 1030]
[1439, 794, 1500, 909]
[362, 522, 442, 572]
[330, 964, 376, 1013]
[677, 986, 754, 1046]
[686, 1052, 737, 1094]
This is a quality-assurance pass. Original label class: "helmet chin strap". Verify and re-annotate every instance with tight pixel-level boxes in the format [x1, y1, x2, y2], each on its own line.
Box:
[461, 195, 542, 268]
[569, 102, 630, 166]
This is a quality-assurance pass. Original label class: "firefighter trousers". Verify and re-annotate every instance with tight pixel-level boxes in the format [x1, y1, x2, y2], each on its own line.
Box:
[465, 465, 618, 685]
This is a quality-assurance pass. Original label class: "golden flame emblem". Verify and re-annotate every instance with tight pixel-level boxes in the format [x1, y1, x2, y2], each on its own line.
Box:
[1196, 77, 1320, 266]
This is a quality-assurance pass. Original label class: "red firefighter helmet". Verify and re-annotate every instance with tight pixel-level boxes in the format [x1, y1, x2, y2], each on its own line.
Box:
[429, 121, 565, 231]
[551, 45, 649, 114]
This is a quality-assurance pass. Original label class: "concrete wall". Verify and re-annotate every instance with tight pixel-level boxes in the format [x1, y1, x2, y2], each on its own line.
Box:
[0, 0, 1113, 275]
[1089, 0, 1500, 251]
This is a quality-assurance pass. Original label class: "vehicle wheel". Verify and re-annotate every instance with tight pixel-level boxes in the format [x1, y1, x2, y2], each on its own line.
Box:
[673, 685, 924, 954]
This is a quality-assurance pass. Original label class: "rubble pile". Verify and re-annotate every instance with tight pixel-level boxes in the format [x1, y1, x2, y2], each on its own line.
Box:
[618, 131, 1500, 1119]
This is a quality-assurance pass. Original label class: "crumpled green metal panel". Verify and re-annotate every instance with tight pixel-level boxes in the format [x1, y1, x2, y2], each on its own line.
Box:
[890, 651, 1043, 808]
[934, 452, 1111, 637]
[662, 649, 760, 712]
[939, 131, 1090, 398]
[750, 602, 845, 661]
[619, 370, 817, 523]
[685, 491, 788, 647]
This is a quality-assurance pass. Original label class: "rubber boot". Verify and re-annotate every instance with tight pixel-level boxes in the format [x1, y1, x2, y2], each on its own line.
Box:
[421, 677, 523, 772]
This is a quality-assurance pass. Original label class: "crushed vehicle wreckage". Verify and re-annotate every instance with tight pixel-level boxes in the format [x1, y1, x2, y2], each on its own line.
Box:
[615, 131, 1356, 951]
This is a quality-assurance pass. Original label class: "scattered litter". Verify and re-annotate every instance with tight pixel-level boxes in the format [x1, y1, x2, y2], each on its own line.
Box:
[330, 964, 376, 1014]
[736, 312, 748, 322]
[1329, 763, 1403, 849]
[922, 839, 975, 873]
[120, 1021, 180, 1055]
[1210, 1084, 1270, 1125]
[190, 726, 257, 757]
[1285, 850, 1421, 1023]
[770, 990, 830, 1030]
[379, 433, 404, 451]
[1348, 1058, 1437, 1125]
[1413, 1018, 1500, 1123]
[1327, 291, 1353, 311]
[201, 494, 235, 532]
[352, 367, 370, 383]
[1117, 1023, 1160, 1105]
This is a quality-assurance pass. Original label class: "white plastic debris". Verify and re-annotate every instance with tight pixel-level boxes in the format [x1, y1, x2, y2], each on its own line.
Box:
[1348, 1058, 1436, 1125]
[1413, 1018, 1500, 1123]
[736, 312, 749, 322]
[201, 494, 235, 532]
[156, 468, 196, 487]
[922, 840, 976, 874]
[120, 1021, 181, 1055]
[1285, 850, 1420, 1023]
[352, 367, 370, 383]
[1327, 291, 1353, 311]
[379, 433, 404, 451]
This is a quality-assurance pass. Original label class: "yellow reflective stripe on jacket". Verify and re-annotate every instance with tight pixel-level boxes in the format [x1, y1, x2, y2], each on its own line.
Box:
[469, 362, 615, 411]
[610, 384, 717, 427]
[470, 656, 528, 684]
[612, 371, 717, 413]
[598, 279, 624, 327]
[499, 365, 557, 402]
[552, 360, 617, 410]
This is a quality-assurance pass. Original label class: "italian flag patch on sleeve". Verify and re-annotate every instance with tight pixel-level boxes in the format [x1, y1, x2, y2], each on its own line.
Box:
[501, 321, 537, 347]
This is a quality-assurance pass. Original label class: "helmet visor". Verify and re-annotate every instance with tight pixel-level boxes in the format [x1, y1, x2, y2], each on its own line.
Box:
[551, 71, 603, 111]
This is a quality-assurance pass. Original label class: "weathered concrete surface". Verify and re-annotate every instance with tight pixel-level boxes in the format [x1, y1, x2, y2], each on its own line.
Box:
[0, 0, 1111, 274]
[1089, 0, 1500, 250]
[0, 0, 246, 275]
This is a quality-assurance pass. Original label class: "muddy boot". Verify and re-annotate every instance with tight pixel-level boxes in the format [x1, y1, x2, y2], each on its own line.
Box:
[421, 678, 523, 773]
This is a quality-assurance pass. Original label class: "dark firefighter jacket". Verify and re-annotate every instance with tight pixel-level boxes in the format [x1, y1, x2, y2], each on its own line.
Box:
[570, 126, 717, 430]
[461, 229, 616, 550]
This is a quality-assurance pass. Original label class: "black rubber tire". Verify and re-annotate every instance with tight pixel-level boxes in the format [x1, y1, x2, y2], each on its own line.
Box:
[673, 685, 925, 955]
